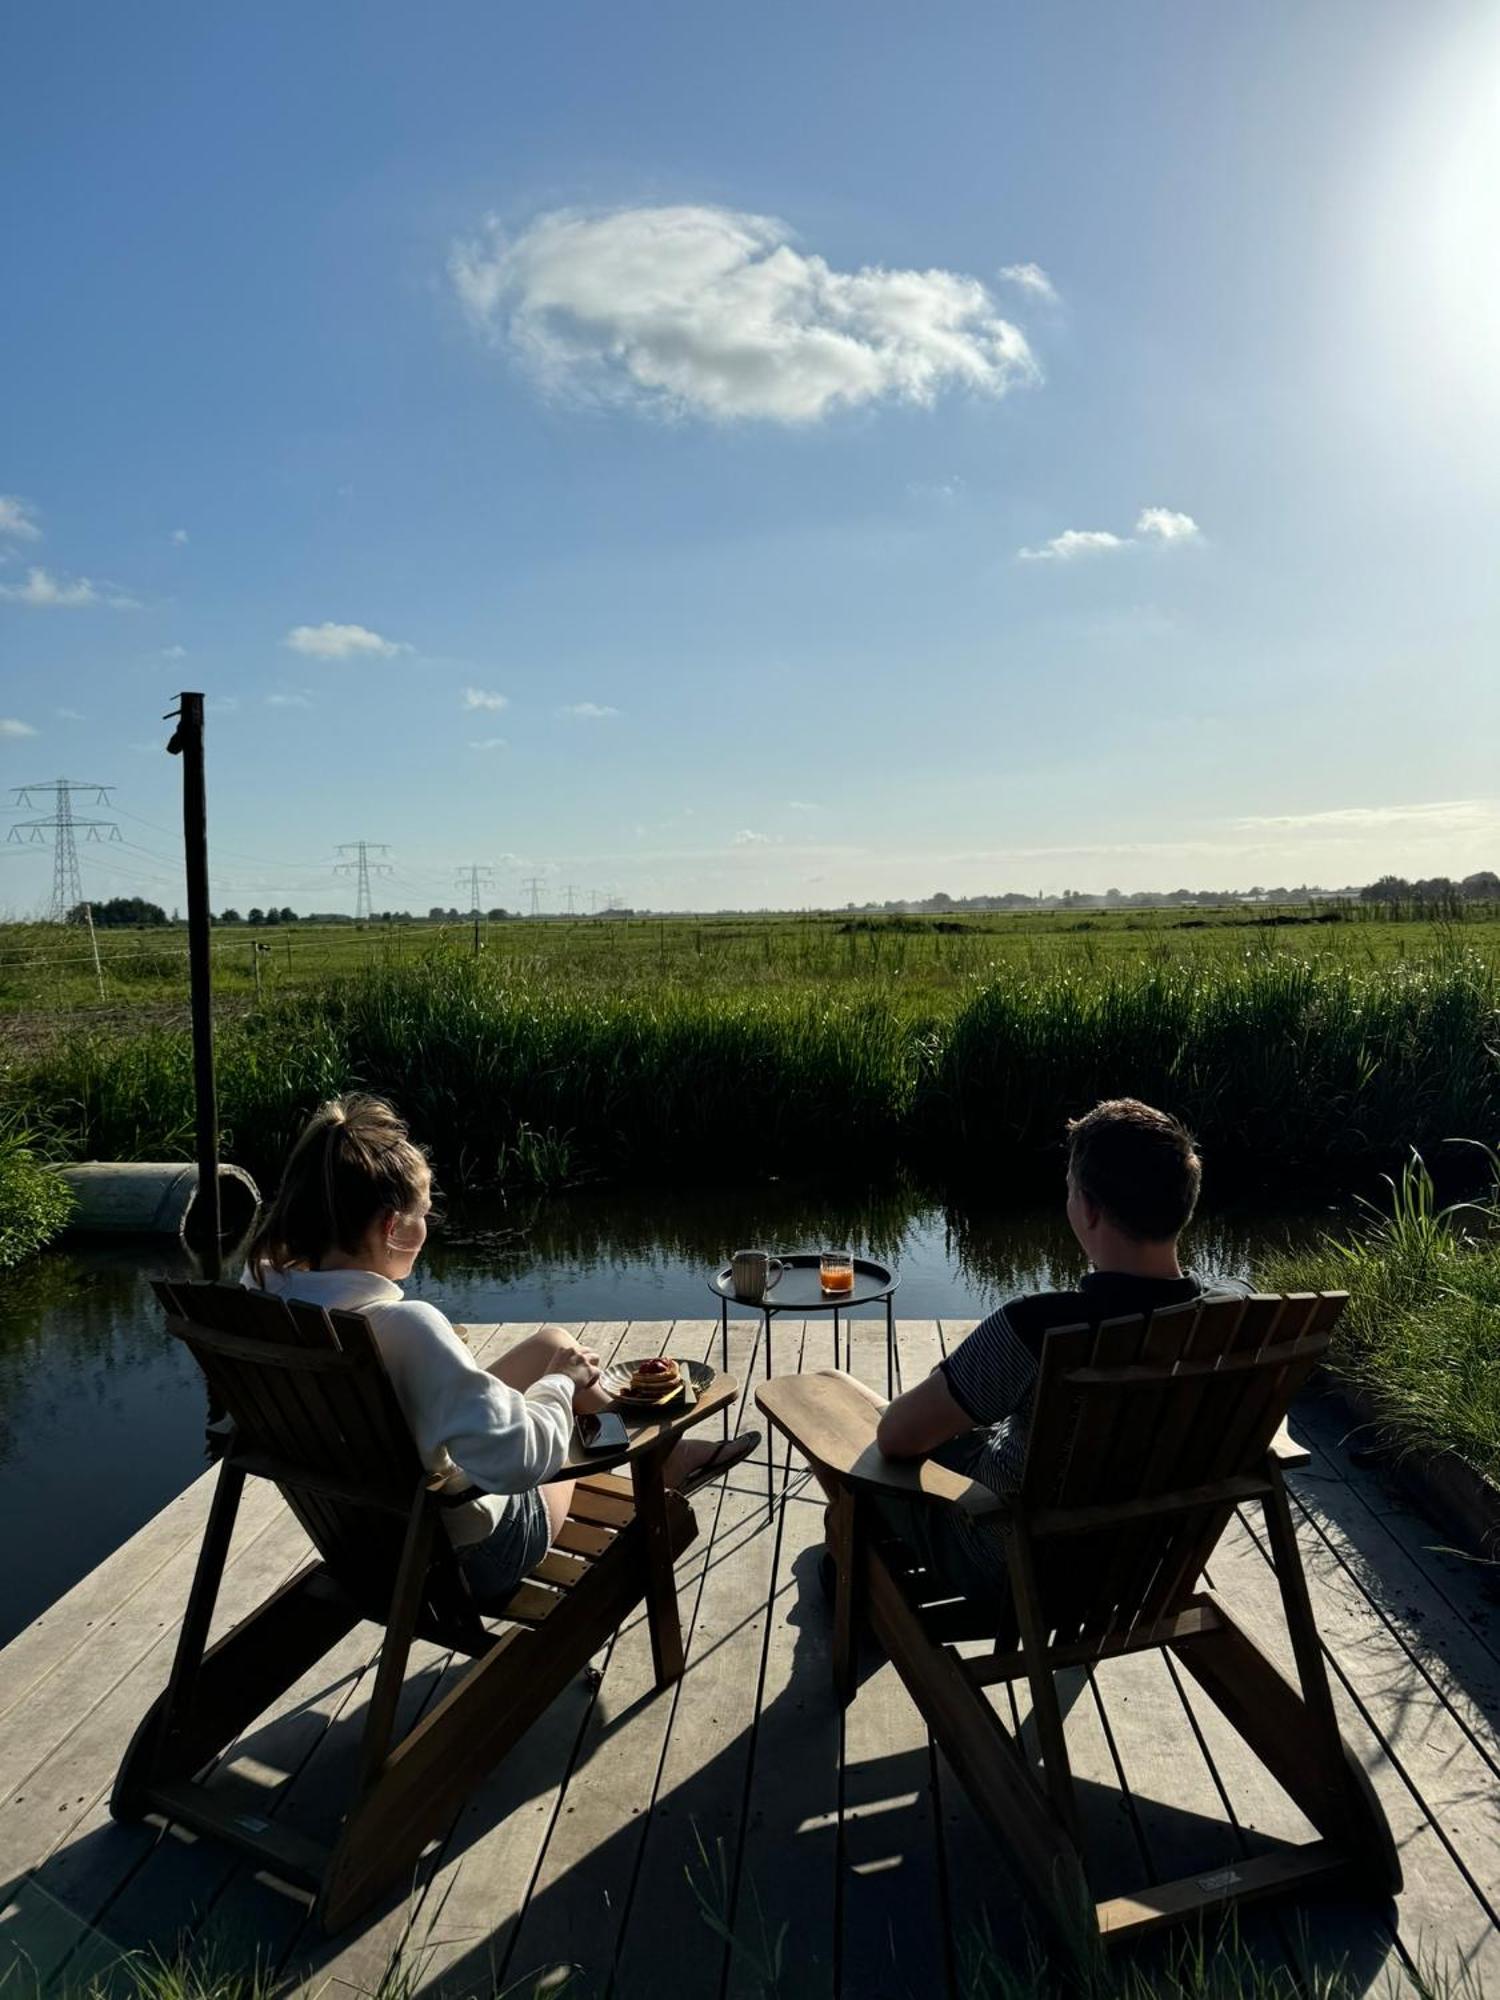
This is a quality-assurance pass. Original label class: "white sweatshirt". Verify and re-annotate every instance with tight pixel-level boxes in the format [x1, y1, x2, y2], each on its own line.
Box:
[245, 1265, 575, 1546]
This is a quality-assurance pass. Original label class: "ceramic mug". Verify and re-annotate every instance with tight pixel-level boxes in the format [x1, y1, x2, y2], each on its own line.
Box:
[731, 1249, 784, 1302]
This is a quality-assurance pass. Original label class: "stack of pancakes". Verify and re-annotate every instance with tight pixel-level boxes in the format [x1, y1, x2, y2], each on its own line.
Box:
[626, 1356, 682, 1403]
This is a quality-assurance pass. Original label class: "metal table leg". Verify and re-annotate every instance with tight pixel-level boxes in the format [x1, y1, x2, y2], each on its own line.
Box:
[720, 1298, 730, 1438]
[763, 1305, 774, 1506]
[886, 1295, 895, 1400]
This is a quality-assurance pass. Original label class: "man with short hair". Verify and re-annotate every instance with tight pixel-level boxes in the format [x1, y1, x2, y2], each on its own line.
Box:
[872, 1097, 1222, 1603]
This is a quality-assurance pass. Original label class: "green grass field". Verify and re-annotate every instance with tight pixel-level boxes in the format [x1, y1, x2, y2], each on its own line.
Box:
[5, 904, 1498, 1206]
[5, 901, 1500, 1020]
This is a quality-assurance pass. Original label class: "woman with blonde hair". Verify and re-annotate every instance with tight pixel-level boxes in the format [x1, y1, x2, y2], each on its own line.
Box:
[245, 1094, 757, 1610]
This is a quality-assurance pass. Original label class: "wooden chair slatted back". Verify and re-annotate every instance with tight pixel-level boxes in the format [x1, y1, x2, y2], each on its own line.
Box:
[1015, 1292, 1342, 1649]
[153, 1279, 473, 1629]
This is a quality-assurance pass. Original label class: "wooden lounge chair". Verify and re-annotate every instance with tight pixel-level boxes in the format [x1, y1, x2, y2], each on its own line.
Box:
[112, 1281, 734, 1932]
[755, 1291, 1400, 1945]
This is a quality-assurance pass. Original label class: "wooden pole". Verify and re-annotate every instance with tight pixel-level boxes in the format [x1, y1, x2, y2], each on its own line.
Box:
[166, 691, 222, 1277]
[82, 901, 105, 1002]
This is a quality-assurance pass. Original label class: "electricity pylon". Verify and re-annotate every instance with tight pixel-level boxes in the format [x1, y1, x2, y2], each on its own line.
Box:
[457, 862, 495, 952]
[523, 874, 544, 918]
[8, 779, 120, 920]
[335, 840, 392, 923]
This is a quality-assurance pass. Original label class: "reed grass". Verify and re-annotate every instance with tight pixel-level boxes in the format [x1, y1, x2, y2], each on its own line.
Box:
[1260, 1152, 1500, 1484]
[8, 946, 1498, 1215]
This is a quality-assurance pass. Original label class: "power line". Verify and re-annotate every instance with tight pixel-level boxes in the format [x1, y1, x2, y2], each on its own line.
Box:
[8, 779, 121, 921]
[335, 840, 393, 923]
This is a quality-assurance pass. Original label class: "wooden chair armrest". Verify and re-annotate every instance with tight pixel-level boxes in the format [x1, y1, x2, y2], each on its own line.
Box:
[756, 1371, 1004, 1518]
[1268, 1416, 1310, 1470]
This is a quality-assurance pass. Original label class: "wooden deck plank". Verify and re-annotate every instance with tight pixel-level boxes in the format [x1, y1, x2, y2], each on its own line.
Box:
[726, 1321, 840, 2000]
[0, 1513, 311, 1890]
[839, 1316, 953, 1999]
[431, 1321, 721, 1998]
[1291, 1398, 1500, 1674]
[1208, 1508, 1500, 1988]
[0, 1530, 315, 1993]
[0, 1467, 225, 1729]
[606, 1313, 788, 2000]
[1287, 1431, 1500, 1737]
[0, 1476, 287, 1803]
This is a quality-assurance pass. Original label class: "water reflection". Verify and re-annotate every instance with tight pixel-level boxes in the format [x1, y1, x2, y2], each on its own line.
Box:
[0, 1179, 1343, 1647]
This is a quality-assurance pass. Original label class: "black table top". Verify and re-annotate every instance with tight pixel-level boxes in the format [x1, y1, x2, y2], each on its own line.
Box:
[709, 1251, 898, 1313]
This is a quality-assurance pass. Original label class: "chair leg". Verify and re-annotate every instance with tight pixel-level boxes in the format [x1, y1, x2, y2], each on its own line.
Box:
[318, 1496, 698, 1933]
[1002, 1523, 1084, 1853]
[1171, 1593, 1401, 1894]
[863, 1541, 1093, 1942]
[829, 1486, 862, 1705]
[113, 1558, 360, 1815]
[355, 1483, 436, 1799]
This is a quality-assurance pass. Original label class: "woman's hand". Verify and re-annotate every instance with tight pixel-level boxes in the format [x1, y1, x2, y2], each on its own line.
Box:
[572, 1376, 615, 1416]
[553, 1347, 603, 1399]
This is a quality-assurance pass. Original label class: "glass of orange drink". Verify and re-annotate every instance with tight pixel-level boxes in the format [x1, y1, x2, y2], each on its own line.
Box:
[820, 1249, 855, 1295]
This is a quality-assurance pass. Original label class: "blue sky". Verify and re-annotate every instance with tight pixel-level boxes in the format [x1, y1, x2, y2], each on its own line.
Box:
[3, 0, 1498, 914]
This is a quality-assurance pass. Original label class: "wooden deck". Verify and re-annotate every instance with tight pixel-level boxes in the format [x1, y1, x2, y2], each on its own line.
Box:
[3, 1315, 1499, 1999]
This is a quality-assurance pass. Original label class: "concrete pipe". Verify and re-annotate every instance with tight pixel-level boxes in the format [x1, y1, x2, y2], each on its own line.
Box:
[58, 1162, 261, 1250]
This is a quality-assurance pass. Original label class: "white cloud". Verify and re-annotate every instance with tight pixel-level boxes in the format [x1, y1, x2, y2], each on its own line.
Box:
[170, 528, 189, 545]
[997, 261, 1059, 304]
[284, 621, 407, 659]
[1135, 506, 1201, 544]
[462, 687, 509, 711]
[469, 736, 509, 751]
[452, 204, 1039, 424]
[0, 718, 37, 737]
[1018, 507, 1202, 561]
[732, 828, 772, 846]
[1236, 799, 1500, 834]
[267, 691, 313, 709]
[0, 495, 41, 541]
[559, 701, 619, 720]
[1018, 528, 1128, 561]
[161, 644, 187, 659]
[55, 707, 84, 721]
[0, 565, 137, 608]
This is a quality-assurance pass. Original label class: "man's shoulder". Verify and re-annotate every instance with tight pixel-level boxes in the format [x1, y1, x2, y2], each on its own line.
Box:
[994, 1289, 1096, 1357]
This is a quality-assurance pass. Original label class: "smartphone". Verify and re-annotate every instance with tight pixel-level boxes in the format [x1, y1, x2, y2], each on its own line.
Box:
[575, 1412, 630, 1453]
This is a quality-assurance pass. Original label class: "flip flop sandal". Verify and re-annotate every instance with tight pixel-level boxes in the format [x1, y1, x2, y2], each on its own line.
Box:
[677, 1430, 761, 1497]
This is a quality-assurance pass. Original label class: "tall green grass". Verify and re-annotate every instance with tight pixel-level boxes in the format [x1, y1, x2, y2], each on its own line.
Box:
[0, 1116, 72, 1268]
[8, 945, 1498, 1200]
[1260, 1152, 1500, 1483]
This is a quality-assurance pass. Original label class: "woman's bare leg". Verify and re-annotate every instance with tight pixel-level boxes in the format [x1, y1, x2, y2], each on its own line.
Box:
[488, 1323, 588, 1392]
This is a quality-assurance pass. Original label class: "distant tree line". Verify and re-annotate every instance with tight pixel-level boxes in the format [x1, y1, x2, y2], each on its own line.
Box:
[1357, 872, 1500, 904]
[67, 897, 168, 927]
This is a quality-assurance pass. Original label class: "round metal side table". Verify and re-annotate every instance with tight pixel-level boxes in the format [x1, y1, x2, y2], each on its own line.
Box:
[709, 1252, 900, 1399]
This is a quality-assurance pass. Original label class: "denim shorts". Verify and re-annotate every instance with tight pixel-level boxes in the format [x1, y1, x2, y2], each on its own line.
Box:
[454, 1489, 551, 1610]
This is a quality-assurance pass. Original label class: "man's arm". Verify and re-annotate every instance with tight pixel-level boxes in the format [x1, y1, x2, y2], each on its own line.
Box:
[876, 1368, 975, 1460]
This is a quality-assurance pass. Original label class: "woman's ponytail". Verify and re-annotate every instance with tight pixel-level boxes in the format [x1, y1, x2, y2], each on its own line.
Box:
[247, 1093, 430, 1281]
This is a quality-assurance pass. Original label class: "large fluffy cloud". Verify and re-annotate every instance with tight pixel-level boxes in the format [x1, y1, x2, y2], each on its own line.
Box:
[451, 205, 1039, 423]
